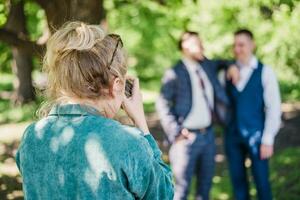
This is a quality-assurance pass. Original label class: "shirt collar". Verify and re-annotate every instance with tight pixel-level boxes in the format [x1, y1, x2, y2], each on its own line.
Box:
[237, 55, 258, 69]
[48, 104, 102, 116]
[182, 56, 200, 71]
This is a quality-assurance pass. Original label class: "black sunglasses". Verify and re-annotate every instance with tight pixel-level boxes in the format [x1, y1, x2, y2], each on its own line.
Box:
[106, 34, 133, 97]
[107, 34, 123, 70]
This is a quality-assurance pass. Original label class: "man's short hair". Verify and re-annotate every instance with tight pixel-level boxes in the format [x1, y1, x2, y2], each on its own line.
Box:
[234, 29, 254, 40]
[178, 31, 199, 50]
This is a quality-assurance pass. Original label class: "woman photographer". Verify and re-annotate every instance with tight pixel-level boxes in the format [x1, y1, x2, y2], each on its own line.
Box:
[16, 21, 174, 200]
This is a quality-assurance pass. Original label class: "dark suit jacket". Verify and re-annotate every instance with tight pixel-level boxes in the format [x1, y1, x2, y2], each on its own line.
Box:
[156, 58, 231, 143]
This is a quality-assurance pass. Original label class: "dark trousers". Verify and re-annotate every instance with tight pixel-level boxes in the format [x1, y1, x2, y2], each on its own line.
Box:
[169, 128, 215, 200]
[225, 133, 272, 200]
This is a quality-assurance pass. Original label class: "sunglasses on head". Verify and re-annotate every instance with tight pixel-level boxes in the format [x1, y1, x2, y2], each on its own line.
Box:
[107, 34, 123, 70]
[107, 34, 133, 98]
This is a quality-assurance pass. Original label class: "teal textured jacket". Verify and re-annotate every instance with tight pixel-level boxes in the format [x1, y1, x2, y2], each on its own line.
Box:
[16, 104, 174, 200]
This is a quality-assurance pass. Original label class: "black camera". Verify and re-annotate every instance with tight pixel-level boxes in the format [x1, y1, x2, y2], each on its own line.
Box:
[125, 79, 133, 98]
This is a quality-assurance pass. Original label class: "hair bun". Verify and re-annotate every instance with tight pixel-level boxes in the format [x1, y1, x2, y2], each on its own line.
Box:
[64, 22, 106, 51]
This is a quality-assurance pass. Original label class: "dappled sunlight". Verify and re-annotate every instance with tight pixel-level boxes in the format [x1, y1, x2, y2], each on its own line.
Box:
[277, 155, 293, 165]
[0, 123, 29, 142]
[0, 140, 23, 200]
[215, 154, 225, 163]
[245, 158, 251, 168]
[50, 137, 60, 152]
[0, 118, 299, 199]
[6, 190, 23, 200]
[0, 157, 19, 177]
[50, 126, 74, 153]
[211, 169, 232, 200]
[84, 135, 117, 193]
[0, 0, 299, 199]
[34, 118, 48, 139]
[57, 167, 65, 186]
[217, 193, 229, 200]
[60, 127, 75, 145]
[213, 176, 221, 184]
[250, 188, 257, 196]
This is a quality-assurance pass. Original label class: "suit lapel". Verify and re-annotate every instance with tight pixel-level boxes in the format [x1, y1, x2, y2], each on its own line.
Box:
[178, 60, 192, 83]
[199, 59, 215, 86]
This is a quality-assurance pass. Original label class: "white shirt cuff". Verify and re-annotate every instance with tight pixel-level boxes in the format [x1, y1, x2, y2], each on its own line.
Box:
[261, 132, 275, 146]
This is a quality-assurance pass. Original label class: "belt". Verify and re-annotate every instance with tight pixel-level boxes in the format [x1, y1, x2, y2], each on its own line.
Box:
[187, 125, 212, 134]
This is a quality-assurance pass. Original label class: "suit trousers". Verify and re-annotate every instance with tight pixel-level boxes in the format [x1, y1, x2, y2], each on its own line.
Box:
[225, 133, 272, 200]
[169, 128, 215, 200]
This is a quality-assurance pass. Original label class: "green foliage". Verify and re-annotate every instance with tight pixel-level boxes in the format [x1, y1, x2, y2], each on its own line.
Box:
[280, 80, 300, 102]
[0, 0, 299, 102]
[0, 73, 13, 91]
[0, 1, 45, 73]
[105, 0, 300, 101]
[0, 44, 12, 73]
[0, 73, 41, 124]
[105, 1, 182, 89]
[0, 0, 8, 26]
[0, 99, 40, 124]
[0, 1, 11, 73]
[24, 1, 46, 41]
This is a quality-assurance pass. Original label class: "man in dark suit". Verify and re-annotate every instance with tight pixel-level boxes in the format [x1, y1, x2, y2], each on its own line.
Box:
[156, 31, 238, 200]
[225, 29, 281, 200]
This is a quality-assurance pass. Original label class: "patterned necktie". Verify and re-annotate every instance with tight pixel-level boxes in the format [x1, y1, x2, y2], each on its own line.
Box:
[195, 69, 215, 120]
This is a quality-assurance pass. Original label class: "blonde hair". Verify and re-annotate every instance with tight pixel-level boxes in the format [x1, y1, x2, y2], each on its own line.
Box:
[38, 21, 127, 117]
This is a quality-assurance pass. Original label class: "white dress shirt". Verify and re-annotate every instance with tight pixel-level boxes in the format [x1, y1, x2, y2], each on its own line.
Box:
[182, 57, 214, 129]
[236, 56, 282, 145]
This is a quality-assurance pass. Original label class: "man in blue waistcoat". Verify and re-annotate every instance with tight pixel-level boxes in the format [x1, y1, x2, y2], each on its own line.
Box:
[225, 29, 282, 200]
[156, 31, 239, 200]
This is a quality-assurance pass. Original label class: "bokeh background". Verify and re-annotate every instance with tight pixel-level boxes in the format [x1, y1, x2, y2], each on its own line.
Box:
[0, 0, 299, 199]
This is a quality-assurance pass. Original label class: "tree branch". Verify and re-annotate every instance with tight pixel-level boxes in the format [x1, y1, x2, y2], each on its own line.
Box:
[0, 28, 45, 57]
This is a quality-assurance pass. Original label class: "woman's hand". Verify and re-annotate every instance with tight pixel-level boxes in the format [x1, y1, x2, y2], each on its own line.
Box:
[122, 77, 150, 134]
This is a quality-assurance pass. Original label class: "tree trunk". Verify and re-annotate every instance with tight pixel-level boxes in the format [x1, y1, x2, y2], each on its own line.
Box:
[6, 0, 35, 104]
[0, 0, 106, 104]
[37, 0, 105, 33]
[11, 48, 35, 103]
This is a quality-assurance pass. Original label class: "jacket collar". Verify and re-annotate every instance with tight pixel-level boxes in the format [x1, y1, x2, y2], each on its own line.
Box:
[179, 57, 209, 69]
[48, 104, 102, 116]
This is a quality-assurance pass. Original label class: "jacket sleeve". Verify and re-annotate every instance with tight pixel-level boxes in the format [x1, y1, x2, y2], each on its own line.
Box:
[156, 69, 182, 143]
[214, 59, 235, 71]
[125, 134, 174, 200]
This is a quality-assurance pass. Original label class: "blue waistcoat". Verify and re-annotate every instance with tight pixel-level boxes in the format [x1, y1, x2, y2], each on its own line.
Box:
[227, 61, 265, 141]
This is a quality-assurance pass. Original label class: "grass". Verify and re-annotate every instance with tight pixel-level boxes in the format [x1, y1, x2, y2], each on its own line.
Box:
[184, 147, 300, 200]
[270, 148, 300, 199]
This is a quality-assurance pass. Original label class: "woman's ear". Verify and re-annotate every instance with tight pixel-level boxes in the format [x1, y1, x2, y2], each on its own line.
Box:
[110, 77, 124, 97]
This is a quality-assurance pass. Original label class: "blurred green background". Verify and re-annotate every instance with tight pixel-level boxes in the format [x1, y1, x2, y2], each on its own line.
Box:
[0, 0, 300, 199]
